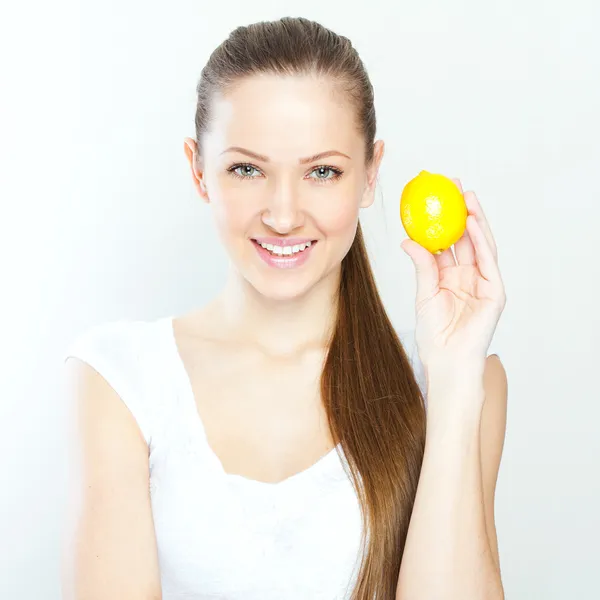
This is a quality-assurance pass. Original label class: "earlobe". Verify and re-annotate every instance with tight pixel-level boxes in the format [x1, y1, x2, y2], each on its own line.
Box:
[195, 174, 210, 204]
[359, 175, 378, 208]
[360, 191, 376, 209]
[199, 178, 210, 202]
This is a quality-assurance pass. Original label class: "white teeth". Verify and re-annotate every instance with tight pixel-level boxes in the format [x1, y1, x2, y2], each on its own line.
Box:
[259, 241, 312, 255]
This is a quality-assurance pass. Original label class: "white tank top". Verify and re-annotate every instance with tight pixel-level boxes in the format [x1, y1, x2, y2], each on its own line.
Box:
[63, 315, 427, 600]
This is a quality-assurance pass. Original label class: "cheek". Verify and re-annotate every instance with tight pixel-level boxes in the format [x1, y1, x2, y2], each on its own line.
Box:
[208, 174, 364, 243]
[314, 195, 361, 238]
[212, 195, 254, 240]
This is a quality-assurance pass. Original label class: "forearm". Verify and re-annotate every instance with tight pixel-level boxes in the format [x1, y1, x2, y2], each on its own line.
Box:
[395, 372, 503, 600]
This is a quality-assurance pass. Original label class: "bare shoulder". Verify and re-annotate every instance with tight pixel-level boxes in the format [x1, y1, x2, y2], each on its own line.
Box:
[62, 358, 162, 598]
[481, 353, 508, 476]
[480, 354, 508, 572]
[63, 356, 149, 449]
[481, 354, 508, 483]
[484, 354, 507, 387]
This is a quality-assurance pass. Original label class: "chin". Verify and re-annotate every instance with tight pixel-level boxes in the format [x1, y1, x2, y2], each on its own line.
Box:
[246, 271, 318, 302]
[231, 237, 341, 301]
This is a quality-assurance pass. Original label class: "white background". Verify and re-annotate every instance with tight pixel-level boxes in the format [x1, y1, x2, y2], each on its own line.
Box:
[1, 0, 598, 598]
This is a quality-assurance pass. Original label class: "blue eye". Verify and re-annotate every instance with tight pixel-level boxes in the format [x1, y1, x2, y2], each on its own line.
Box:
[307, 166, 343, 183]
[230, 164, 261, 178]
[227, 163, 343, 184]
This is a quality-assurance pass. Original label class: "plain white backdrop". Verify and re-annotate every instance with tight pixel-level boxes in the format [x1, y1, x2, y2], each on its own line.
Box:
[1, 0, 598, 598]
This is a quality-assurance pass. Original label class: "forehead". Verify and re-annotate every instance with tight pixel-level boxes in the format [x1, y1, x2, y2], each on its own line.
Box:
[204, 74, 361, 162]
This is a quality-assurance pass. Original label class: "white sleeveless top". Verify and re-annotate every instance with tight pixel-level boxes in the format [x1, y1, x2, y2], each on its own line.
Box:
[63, 315, 427, 600]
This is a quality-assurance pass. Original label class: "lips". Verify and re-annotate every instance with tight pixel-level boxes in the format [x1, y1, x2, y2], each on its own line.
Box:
[251, 238, 317, 269]
[251, 236, 316, 246]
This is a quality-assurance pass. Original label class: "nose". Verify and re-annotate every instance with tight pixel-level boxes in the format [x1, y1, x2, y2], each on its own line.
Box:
[261, 183, 305, 233]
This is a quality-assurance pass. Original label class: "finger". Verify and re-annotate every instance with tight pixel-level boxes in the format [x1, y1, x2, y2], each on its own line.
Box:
[401, 238, 440, 304]
[451, 177, 464, 193]
[463, 190, 498, 260]
[434, 247, 456, 270]
[453, 227, 476, 265]
[450, 177, 476, 265]
[466, 215, 501, 285]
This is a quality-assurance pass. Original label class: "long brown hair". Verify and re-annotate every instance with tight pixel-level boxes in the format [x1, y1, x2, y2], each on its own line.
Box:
[192, 17, 427, 599]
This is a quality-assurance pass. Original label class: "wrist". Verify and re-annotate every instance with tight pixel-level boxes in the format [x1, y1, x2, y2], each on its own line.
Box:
[424, 362, 486, 424]
[425, 383, 485, 435]
[424, 358, 486, 393]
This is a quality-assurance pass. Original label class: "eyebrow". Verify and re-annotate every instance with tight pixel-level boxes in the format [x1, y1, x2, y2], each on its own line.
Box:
[221, 146, 351, 164]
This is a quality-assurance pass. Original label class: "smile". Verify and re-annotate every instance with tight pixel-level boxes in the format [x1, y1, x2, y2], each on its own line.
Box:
[251, 238, 317, 269]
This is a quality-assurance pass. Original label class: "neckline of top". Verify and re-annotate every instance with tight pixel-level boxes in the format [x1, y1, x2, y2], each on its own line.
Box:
[158, 314, 344, 490]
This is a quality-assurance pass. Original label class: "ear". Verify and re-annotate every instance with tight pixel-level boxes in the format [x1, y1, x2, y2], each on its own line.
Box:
[360, 139, 385, 209]
[183, 137, 210, 203]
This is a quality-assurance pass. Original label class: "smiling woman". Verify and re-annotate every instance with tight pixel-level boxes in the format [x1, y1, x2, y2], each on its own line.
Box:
[184, 71, 378, 310]
[62, 14, 505, 600]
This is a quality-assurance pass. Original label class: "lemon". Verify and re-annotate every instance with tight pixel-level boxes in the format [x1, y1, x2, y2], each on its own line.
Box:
[400, 170, 467, 254]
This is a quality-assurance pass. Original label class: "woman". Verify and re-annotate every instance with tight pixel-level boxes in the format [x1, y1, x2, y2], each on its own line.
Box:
[62, 16, 507, 600]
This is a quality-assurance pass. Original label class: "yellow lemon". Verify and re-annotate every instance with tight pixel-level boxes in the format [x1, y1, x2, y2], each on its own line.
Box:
[400, 170, 467, 254]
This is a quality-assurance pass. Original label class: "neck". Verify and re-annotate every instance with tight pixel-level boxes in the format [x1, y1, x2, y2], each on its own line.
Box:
[213, 267, 341, 356]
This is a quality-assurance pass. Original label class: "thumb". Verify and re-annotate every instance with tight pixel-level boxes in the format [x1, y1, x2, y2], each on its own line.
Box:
[401, 238, 439, 303]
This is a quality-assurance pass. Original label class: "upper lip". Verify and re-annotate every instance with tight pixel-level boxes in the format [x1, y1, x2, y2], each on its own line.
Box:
[252, 237, 316, 246]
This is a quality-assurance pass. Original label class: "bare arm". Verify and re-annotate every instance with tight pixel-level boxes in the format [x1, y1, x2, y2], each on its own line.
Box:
[395, 355, 507, 600]
[61, 358, 162, 599]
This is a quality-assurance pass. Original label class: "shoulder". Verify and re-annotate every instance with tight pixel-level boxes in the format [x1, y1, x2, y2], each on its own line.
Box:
[63, 316, 168, 446]
[63, 318, 152, 400]
[481, 354, 508, 456]
[64, 317, 156, 355]
[481, 354, 508, 466]
[478, 354, 508, 569]
[62, 320, 164, 596]
[484, 353, 507, 387]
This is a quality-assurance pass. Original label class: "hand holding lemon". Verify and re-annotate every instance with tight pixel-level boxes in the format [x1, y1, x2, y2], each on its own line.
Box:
[399, 172, 506, 377]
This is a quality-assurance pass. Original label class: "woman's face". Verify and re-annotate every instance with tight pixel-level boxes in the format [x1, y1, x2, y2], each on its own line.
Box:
[184, 73, 384, 301]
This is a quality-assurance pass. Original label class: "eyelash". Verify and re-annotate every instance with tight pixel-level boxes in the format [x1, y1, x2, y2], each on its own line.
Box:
[226, 163, 344, 185]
